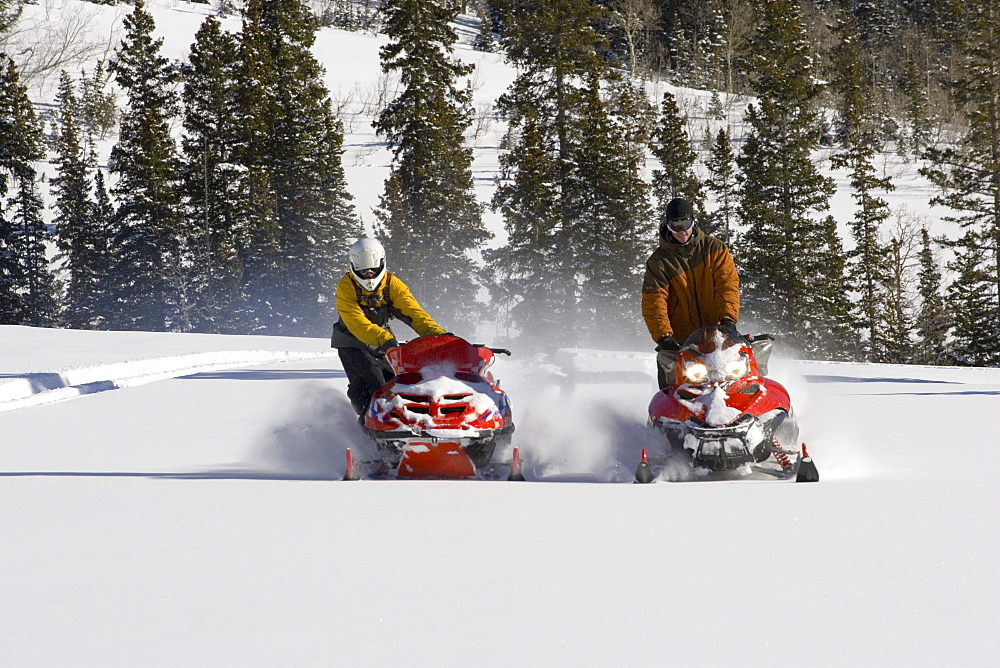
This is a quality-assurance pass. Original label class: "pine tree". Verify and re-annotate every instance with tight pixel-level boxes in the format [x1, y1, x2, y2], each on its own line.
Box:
[804, 213, 857, 360]
[0, 54, 55, 325]
[649, 90, 702, 219]
[107, 0, 182, 331]
[483, 113, 563, 346]
[913, 227, 951, 364]
[78, 60, 117, 142]
[569, 74, 653, 348]
[231, 0, 360, 336]
[180, 16, 243, 332]
[704, 127, 738, 243]
[473, 1, 501, 52]
[0, 0, 22, 38]
[898, 52, 932, 157]
[920, 0, 1000, 367]
[373, 0, 486, 327]
[51, 70, 100, 329]
[946, 230, 1000, 365]
[489, 0, 611, 347]
[829, 14, 896, 362]
[735, 0, 851, 358]
[89, 169, 116, 330]
[10, 170, 57, 326]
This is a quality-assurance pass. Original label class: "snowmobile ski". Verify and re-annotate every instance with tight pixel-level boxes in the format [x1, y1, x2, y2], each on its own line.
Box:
[634, 448, 655, 484]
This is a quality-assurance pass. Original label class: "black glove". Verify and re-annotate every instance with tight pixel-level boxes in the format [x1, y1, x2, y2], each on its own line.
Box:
[656, 335, 680, 353]
[375, 338, 398, 356]
[718, 318, 742, 339]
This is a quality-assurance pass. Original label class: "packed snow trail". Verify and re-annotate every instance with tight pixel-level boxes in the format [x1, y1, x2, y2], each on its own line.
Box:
[0, 349, 336, 412]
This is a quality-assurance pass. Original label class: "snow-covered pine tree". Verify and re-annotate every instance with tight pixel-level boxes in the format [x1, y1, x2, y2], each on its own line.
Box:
[0, 54, 55, 325]
[52, 70, 101, 329]
[920, 0, 1000, 367]
[569, 74, 652, 348]
[107, 0, 182, 331]
[662, 7, 692, 84]
[913, 227, 951, 364]
[232, 0, 360, 336]
[374, 0, 486, 327]
[0, 0, 22, 37]
[649, 90, 703, 220]
[735, 0, 852, 359]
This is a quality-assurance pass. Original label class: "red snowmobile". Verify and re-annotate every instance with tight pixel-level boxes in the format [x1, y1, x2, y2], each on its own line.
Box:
[343, 335, 522, 480]
[637, 324, 818, 483]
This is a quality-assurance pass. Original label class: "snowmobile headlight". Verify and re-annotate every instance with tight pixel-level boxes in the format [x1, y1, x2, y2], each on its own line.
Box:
[683, 361, 709, 383]
[725, 355, 749, 379]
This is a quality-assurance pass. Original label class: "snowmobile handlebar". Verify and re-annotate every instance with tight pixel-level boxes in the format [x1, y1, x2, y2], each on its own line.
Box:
[394, 339, 511, 356]
[474, 345, 511, 356]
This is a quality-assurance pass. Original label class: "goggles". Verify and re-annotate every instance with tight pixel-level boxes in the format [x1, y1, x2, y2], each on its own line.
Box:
[353, 265, 382, 279]
[665, 216, 695, 233]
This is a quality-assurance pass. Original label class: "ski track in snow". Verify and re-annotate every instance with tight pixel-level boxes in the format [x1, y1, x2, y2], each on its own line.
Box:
[0, 350, 338, 413]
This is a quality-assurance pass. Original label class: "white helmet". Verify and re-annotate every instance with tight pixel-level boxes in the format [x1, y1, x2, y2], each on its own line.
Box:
[349, 238, 386, 291]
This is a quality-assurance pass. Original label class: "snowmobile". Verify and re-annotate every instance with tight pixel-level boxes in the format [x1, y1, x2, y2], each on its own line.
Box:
[343, 335, 522, 481]
[636, 324, 818, 483]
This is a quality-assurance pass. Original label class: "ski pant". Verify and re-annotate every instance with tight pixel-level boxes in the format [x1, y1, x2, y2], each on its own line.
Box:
[338, 347, 395, 415]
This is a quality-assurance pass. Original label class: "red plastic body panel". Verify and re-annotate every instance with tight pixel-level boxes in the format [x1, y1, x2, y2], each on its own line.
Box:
[649, 336, 792, 425]
[395, 441, 476, 479]
[649, 376, 792, 424]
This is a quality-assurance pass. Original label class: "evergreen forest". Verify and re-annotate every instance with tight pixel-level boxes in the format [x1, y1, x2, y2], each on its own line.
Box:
[1, 0, 998, 366]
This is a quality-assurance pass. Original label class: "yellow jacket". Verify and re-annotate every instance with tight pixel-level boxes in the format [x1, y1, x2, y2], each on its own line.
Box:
[331, 271, 445, 348]
[641, 228, 740, 344]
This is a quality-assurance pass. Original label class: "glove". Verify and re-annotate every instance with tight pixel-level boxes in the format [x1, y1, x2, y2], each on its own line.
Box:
[375, 338, 398, 356]
[718, 318, 742, 339]
[655, 335, 680, 353]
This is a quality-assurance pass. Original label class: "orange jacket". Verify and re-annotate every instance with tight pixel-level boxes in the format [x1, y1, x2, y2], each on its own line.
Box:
[641, 228, 740, 344]
[331, 272, 445, 349]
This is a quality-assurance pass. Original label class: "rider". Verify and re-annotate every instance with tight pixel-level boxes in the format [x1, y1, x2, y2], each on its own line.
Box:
[331, 238, 447, 415]
[641, 198, 741, 388]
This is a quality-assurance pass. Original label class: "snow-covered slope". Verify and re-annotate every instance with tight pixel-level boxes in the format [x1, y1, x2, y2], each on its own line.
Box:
[2, 325, 999, 665]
